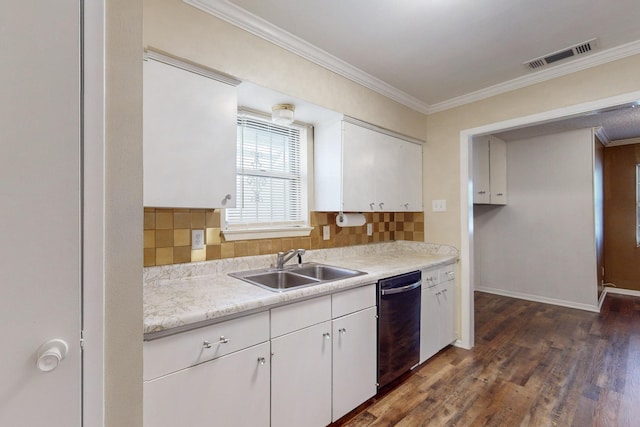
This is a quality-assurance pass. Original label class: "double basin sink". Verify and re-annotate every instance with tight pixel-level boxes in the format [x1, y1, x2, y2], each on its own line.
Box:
[229, 262, 366, 292]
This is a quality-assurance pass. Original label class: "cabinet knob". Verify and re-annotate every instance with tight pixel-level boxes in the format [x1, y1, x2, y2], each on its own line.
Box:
[339, 328, 347, 334]
[257, 357, 266, 365]
[496, 193, 504, 196]
[478, 190, 486, 195]
[221, 194, 232, 205]
[323, 332, 331, 340]
[379, 202, 384, 209]
[369, 203, 375, 210]
[403, 203, 409, 209]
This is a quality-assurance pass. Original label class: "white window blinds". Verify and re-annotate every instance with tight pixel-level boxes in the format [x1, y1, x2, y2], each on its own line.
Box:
[225, 112, 306, 229]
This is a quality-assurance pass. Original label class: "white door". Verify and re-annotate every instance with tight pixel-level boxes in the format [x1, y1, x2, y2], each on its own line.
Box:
[0, 1, 82, 425]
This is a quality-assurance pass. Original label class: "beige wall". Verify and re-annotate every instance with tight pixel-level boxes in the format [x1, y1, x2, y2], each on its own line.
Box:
[105, 0, 143, 425]
[143, 0, 426, 140]
[425, 54, 640, 251]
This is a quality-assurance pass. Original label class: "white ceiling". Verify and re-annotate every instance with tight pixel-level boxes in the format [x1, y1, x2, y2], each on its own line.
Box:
[188, 0, 640, 139]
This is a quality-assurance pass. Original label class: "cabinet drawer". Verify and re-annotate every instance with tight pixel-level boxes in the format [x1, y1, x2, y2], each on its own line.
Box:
[332, 284, 376, 318]
[422, 269, 439, 288]
[143, 341, 270, 427]
[439, 264, 456, 283]
[144, 311, 269, 380]
[271, 295, 331, 338]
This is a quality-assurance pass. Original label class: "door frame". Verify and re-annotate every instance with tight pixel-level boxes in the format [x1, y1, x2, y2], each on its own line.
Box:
[83, 0, 106, 425]
[458, 89, 640, 350]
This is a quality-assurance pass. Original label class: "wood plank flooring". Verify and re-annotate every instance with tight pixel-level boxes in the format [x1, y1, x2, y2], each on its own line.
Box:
[334, 291, 640, 427]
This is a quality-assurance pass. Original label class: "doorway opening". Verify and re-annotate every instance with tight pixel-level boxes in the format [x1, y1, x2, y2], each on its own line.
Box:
[458, 90, 640, 350]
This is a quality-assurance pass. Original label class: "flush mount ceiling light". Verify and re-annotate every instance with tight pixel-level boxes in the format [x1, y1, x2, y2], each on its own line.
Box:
[272, 104, 295, 125]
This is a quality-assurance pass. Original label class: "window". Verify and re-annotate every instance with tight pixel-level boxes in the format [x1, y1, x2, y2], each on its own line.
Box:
[223, 110, 312, 240]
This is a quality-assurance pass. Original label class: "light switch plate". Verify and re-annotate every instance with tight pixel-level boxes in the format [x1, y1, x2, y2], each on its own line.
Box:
[192, 229, 205, 249]
[322, 225, 330, 240]
[432, 199, 447, 212]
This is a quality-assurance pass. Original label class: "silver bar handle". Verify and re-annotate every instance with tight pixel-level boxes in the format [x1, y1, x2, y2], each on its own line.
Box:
[203, 336, 230, 349]
[380, 281, 421, 296]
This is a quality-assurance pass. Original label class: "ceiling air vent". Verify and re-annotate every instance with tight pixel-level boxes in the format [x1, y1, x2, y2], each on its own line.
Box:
[524, 38, 598, 70]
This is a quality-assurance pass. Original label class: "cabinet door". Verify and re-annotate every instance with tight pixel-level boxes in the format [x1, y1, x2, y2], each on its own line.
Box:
[489, 137, 507, 204]
[472, 136, 491, 204]
[143, 58, 237, 208]
[440, 280, 457, 348]
[342, 122, 376, 211]
[332, 307, 377, 421]
[420, 284, 441, 363]
[372, 131, 398, 211]
[395, 139, 423, 211]
[271, 321, 332, 427]
[143, 342, 270, 427]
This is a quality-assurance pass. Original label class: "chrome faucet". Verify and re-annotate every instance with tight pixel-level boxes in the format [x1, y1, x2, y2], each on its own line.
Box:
[275, 248, 306, 270]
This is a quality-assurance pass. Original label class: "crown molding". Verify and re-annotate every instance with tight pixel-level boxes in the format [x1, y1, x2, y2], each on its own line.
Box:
[184, 0, 640, 116]
[594, 126, 610, 145]
[605, 136, 640, 147]
[427, 39, 640, 113]
[184, 0, 430, 113]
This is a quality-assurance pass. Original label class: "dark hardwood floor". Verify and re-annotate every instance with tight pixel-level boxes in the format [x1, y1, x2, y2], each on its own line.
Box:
[337, 291, 640, 427]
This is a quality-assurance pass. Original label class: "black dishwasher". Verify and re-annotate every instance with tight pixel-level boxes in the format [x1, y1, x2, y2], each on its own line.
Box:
[377, 270, 421, 389]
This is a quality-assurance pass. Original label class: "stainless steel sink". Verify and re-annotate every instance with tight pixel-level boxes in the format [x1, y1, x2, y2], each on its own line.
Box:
[229, 263, 366, 292]
[243, 271, 320, 291]
[287, 264, 363, 281]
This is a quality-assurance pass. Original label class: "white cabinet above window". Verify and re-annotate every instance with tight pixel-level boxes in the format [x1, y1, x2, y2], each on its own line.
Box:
[143, 51, 240, 208]
[314, 117, 423, 212]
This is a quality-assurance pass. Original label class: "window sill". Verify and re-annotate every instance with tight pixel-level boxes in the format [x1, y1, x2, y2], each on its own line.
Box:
[222, 226, 314, 241]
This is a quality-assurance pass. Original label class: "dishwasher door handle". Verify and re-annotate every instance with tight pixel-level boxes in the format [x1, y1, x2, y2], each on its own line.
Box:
[380, 281, 421, 296]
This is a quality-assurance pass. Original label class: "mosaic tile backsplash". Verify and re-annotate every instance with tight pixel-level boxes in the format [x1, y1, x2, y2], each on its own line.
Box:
[143, 209, 425, 267]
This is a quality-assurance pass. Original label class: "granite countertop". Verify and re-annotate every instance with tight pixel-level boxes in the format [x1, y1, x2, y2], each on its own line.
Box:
[143, 241, 459, 339]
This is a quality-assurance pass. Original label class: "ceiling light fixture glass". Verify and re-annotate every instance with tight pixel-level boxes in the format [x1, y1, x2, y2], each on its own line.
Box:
[272, 104, 295, 125]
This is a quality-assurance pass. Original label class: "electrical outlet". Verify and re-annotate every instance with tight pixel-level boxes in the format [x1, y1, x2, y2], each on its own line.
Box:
[323, 225, 330, 240]
[367, 223, 373, 236]
[192, 229, 205, 250]
[432, 199, 447, 212]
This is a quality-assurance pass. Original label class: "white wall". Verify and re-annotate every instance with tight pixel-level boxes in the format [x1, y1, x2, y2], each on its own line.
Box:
[474, 128, 598, 310]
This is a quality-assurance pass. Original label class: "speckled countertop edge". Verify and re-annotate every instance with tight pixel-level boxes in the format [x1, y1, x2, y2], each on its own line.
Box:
[143, 241, 459, 338]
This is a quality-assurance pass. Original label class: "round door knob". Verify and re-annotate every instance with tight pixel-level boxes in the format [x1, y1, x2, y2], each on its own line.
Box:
[36, 339, 68, 372]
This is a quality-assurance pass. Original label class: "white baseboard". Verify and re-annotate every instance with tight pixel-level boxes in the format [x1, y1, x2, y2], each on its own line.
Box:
[475, 286, 600, 313]
[604, 286, 640, 297]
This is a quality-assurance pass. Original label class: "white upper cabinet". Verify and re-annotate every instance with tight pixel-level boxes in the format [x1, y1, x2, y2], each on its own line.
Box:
[315, 118, 423, 212]
[143, 52, 239, 208]
[472, 135, 507, 205]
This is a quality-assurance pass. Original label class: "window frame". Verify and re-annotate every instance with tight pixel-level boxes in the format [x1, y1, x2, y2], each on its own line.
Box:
[222, 109, 313, 241]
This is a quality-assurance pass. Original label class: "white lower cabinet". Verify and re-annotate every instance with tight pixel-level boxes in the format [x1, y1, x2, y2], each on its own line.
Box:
[271, 321, 333, 427]
[270, 284, 377, 426]
[143, 341, 270, 427]
[420, 265, 457, 363]
[143, 285, 378, 427]
[332, 306, 377, 421]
